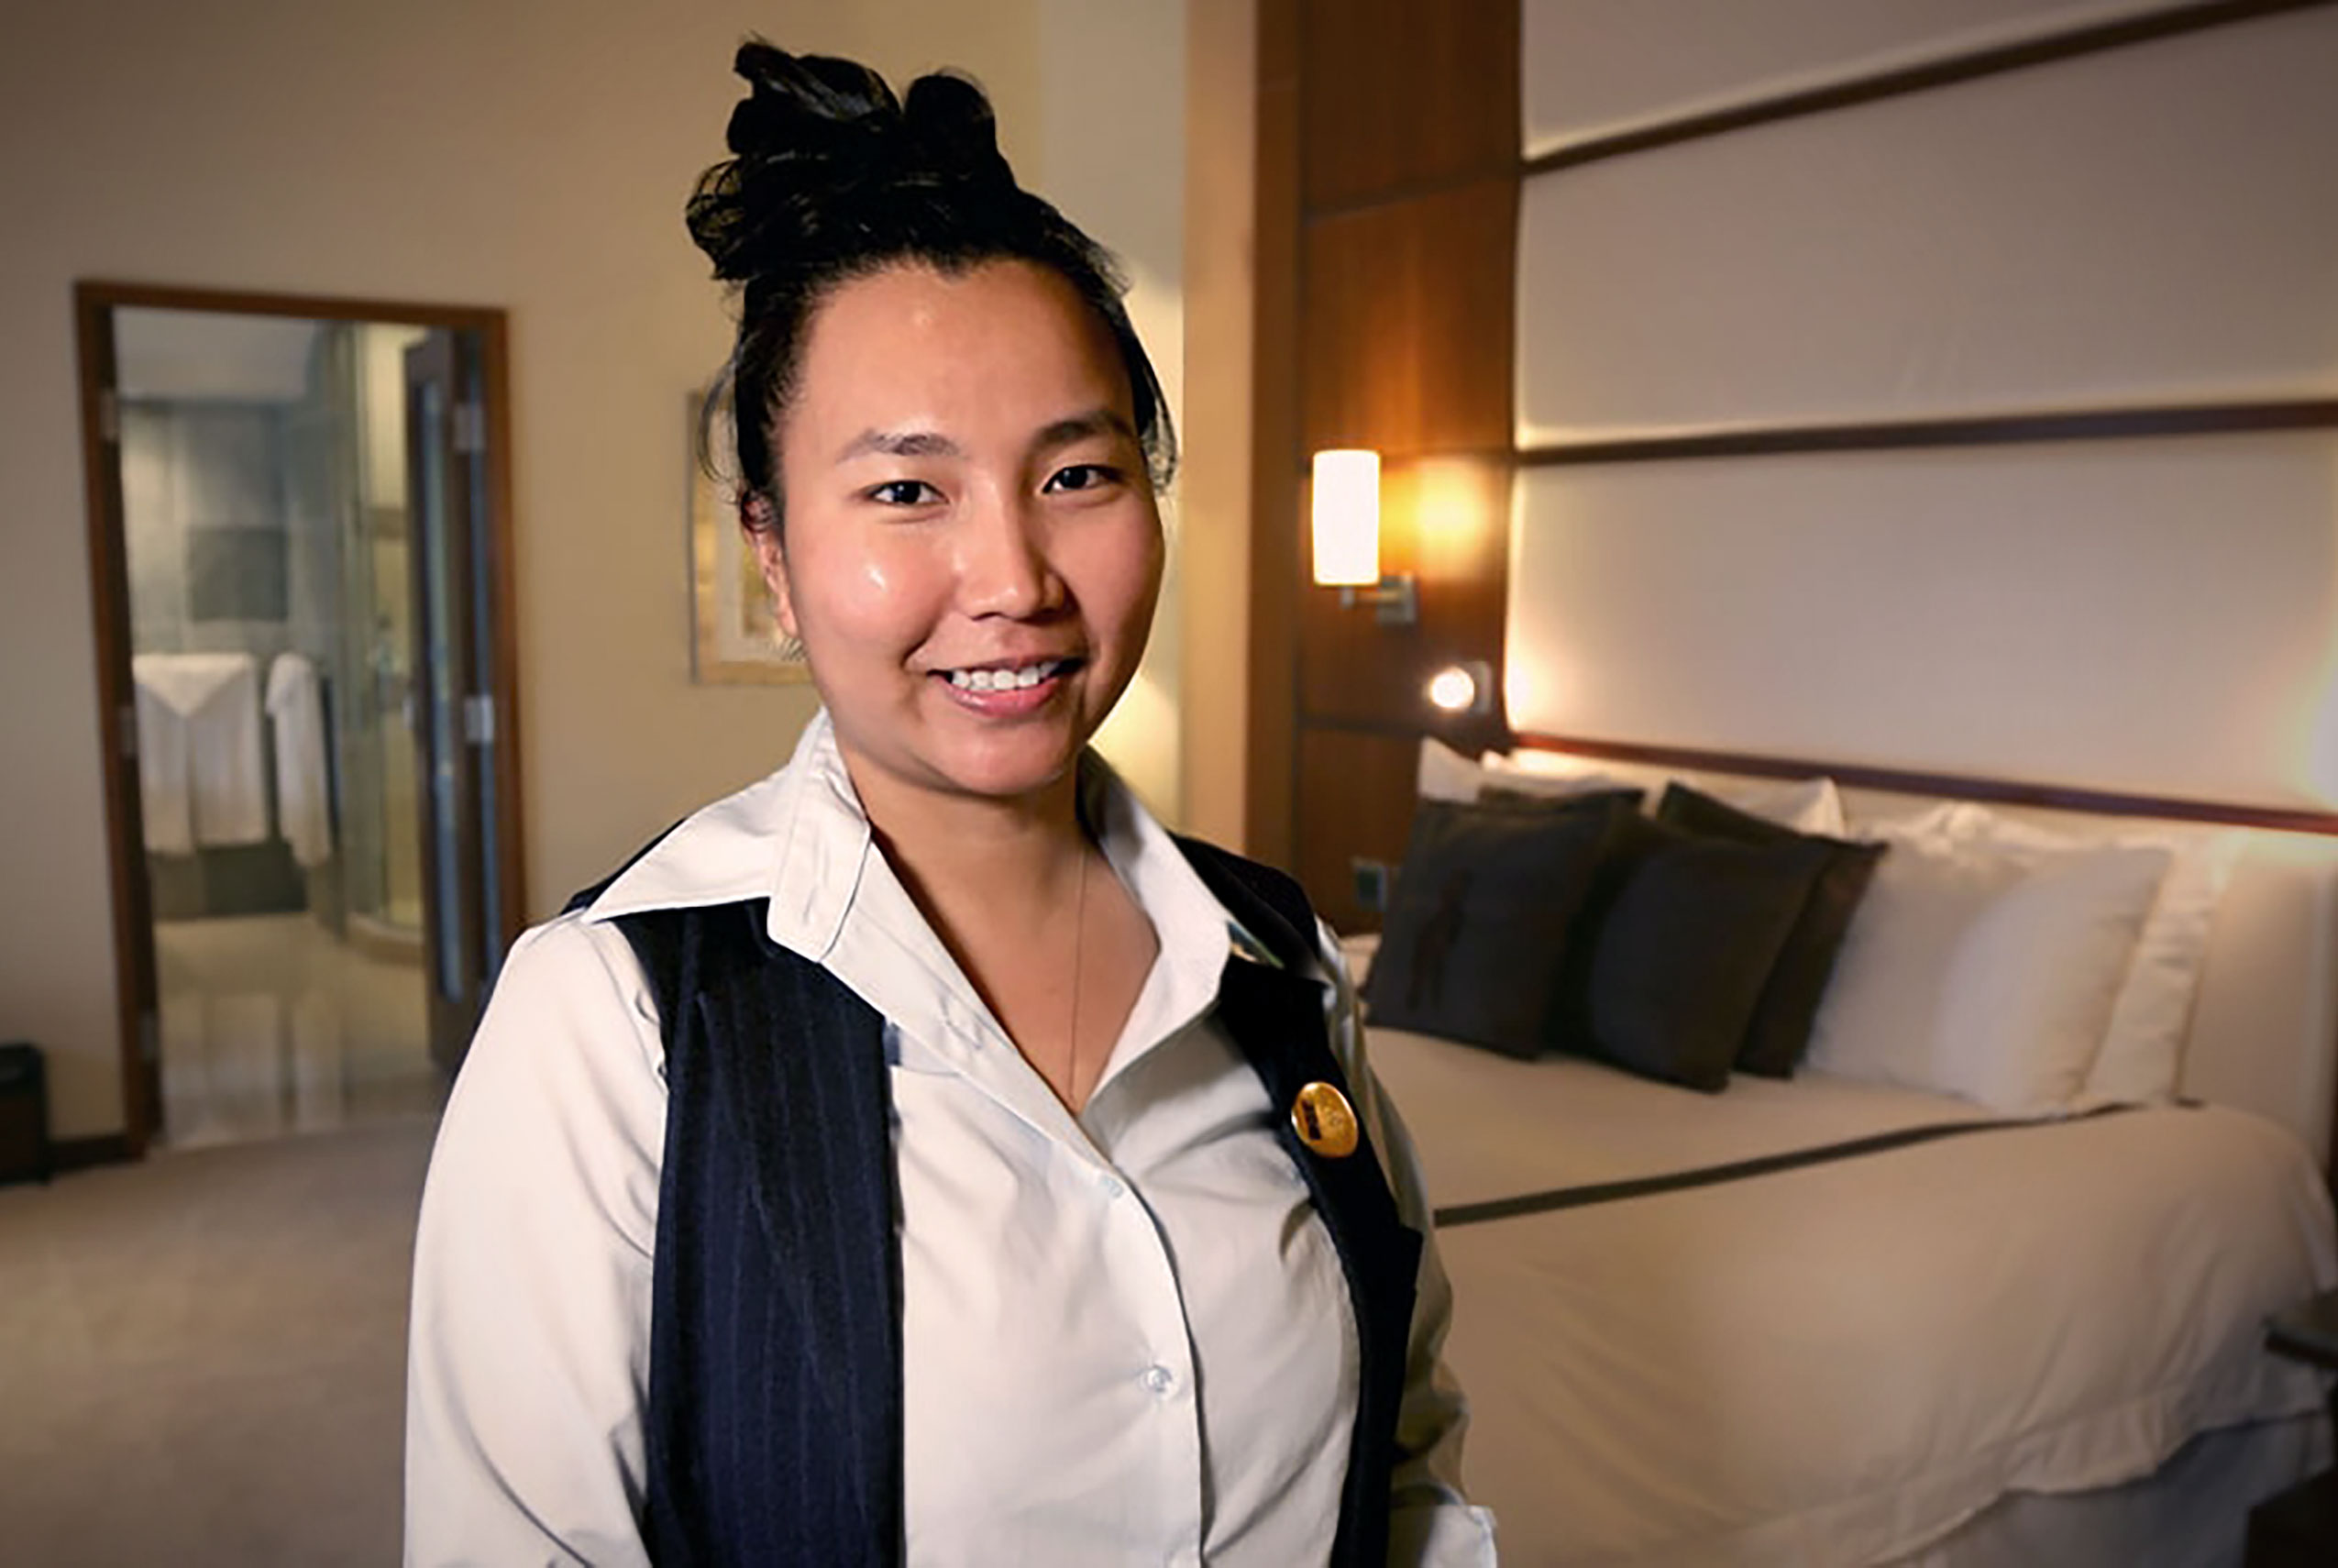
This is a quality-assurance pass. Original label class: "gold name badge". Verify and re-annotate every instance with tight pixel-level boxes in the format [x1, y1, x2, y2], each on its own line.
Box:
[1292, 1081, 1360, 1158]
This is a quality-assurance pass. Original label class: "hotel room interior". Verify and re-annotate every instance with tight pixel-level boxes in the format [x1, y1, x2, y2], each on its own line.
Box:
[6, 1, 2338, 1563]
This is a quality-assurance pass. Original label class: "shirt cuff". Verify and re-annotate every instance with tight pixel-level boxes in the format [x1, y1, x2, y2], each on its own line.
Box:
[1389, 1499, 1499, 1566]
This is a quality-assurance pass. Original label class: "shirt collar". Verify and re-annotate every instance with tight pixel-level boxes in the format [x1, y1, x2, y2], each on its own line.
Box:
[582, 710, 1253, 999]
[583, 710, 871, 962]
[1079, 755, 1264, 1025]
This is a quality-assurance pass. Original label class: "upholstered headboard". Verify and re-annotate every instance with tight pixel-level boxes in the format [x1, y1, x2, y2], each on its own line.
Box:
[1504, 0, 2338, 1160]
[1497, 742, 2338, 1163]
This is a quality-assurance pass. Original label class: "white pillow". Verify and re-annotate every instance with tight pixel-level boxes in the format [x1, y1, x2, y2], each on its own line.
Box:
[1804, 829, 2030, 1091]
[1805, 830, 2171, 1115]
[1927, 844, 2171, 1116]
[1475, 746, 1637, 801]
[1417, 737, 1483, 803]
[2088, 841, 2237, 1103]
[1702, 775, 1845, 836]
[1847, 800, 1967, 839]
[1913, 803, 2240, 1104]
[1472, 745, 1844, 833]
[1417, 738, 1634, 803]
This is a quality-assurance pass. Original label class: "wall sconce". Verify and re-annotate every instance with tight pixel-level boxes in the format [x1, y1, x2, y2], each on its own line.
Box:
[1311, 448, 1417, 625]
[1427, 658, 1494, 717]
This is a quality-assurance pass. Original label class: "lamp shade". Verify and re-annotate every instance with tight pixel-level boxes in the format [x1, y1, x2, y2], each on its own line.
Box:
[1310, 448, 1381, 587]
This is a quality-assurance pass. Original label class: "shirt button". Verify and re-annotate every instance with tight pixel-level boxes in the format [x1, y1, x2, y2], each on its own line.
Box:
[1099, 1174, 1126, 1199]
[1141, 1364, 1175, 1396]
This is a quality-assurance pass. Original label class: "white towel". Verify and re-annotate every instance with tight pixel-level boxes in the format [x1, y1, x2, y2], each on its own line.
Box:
[134, 676, 198, 855]
[266, 653, 334, 867]
[132, 652, 270, 851]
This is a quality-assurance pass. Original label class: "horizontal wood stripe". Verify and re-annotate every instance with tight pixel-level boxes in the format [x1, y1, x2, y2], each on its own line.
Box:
[1521, 0, 2338, 176]
[1516, 402, 2338, 467]
[1510, 731, 2338, 837]
[1434, 1106, 2142, 1229]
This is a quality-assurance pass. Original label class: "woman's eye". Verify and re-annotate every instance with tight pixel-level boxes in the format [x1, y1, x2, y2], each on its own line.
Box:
[1043, 463, 1121, 495]
[867, 479, 941, 507]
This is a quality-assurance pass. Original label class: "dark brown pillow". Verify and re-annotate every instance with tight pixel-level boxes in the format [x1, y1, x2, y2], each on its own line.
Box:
[1579, 816, 1833, 1091]
[1655, 783, 1888, 1077]
[1362, 791, 1641, 1058]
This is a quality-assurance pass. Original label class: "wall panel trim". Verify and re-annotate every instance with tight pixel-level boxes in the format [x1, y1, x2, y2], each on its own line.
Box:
[1512, 730, 2338, 836]
[1522, 0, 2338, 176]
[1516, 401, 2338, 466]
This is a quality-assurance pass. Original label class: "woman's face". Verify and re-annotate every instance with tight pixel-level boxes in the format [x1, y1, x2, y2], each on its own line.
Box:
[756, 258, 1163, 815]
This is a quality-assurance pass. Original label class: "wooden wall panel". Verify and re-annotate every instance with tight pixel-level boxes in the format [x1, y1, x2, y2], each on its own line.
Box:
[1247, 0, 1519, 929]
[1291, 726, 1423, 936]
[1300, 180, 1517, 458]
[1245, 0, 1305, 870]
[1301, 0, 1521, 208]
[1298, 455, 1510, 733]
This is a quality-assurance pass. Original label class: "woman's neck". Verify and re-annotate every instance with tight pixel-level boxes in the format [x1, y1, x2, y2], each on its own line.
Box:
[844, 751, 1096, 940]
[838, 742, 1157, 1114]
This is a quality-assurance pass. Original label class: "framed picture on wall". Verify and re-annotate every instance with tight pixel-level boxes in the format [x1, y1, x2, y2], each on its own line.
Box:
[689, 390, 812, 686]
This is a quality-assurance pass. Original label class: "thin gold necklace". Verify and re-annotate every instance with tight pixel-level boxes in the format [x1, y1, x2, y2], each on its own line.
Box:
[1067, 845, 1088, 1110]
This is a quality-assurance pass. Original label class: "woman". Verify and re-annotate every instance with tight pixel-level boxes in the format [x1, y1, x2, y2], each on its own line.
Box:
[404, 42, 1493, 1567]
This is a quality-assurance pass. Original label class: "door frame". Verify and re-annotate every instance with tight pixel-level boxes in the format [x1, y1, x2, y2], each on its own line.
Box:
[72, 280, 525, 1156]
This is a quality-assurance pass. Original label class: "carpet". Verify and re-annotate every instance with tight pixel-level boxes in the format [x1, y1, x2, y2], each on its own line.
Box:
[0, 1116, 436, 1566]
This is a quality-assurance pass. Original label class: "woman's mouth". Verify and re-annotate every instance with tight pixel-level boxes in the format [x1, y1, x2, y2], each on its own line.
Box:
[943, 657, 1076, 693]
[935, 657, 1083, 711]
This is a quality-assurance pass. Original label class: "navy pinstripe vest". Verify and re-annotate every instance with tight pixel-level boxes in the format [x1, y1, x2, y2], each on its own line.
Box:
[577, 838, 1422, 1566]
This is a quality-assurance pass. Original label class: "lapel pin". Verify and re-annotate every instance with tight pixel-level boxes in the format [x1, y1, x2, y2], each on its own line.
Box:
[1292, 1080, 1360, 1158]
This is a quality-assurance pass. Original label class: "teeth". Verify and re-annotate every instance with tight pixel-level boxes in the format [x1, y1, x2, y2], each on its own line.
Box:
[947, 661, 1063, 692]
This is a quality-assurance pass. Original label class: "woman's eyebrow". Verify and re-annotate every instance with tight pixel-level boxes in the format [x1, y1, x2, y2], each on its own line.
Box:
[1033, 409, 1136, 454]
[837, 427, 961, 462]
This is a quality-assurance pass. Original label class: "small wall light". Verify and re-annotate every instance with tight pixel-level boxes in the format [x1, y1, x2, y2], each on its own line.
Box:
[1427, 658, 1494, 717]
[1310, 448, 1417, 625]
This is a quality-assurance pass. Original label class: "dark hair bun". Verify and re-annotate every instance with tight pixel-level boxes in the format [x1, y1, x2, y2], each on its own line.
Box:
[686, 38, 1175, 511]
[688, 41, 1017, 283]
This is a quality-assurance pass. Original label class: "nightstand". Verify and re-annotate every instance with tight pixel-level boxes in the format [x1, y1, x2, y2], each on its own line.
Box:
[0, 1043, 50, 1186]
[2244, 1286, 2338, 1567]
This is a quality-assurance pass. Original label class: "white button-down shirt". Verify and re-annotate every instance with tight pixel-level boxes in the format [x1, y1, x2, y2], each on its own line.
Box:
[405, 713, 1495, 1566]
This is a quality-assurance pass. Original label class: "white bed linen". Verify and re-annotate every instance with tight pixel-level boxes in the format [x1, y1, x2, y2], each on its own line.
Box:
[1891, 1413, 2327, 1568]
[1366, 1030, 2338, 1566]
[1371, 1030, 1985, 1210]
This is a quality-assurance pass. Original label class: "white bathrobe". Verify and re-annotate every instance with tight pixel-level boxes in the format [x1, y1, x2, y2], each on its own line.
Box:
[266, 652, 334, 867]
[132, 651, 270, 854]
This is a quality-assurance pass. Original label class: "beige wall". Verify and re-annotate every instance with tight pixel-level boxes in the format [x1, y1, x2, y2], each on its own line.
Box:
[1508, 6, 2338, 808]
[0, 0, 1071, 1139]
[1177, 0, 1258, 851]
[1039, 0, 1189, 824]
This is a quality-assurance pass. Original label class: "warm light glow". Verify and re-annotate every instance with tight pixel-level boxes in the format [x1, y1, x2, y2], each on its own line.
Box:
[1409, 457, 1494, 568]
[1427, 665, 1478, 712]
[1311, 449, 1381, 587]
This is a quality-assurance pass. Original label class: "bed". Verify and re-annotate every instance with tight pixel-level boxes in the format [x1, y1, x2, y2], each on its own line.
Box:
[1376, 1043, 2336, 1565]
[1352, 754, 2338, 1566]
[1342, 7, 2338, 1559]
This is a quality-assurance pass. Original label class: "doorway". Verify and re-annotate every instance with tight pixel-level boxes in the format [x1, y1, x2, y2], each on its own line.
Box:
[74, 282, 524, 1155]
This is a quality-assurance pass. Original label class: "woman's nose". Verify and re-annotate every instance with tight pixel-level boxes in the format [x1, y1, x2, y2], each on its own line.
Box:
[957, 495, 1063, 619]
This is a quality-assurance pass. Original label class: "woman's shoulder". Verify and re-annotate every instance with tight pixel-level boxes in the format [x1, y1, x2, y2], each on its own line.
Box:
[1167, 835, 1326, 965]
[567, 760, 810, 924]
[474, 911, 665, 1071]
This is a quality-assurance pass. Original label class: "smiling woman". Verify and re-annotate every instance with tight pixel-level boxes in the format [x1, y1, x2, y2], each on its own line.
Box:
[401, 39, 1494, 1568]
[759, 260, 1163, 823]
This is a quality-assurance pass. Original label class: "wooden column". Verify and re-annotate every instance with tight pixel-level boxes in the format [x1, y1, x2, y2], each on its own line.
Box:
[1248, 0, 1520, 931]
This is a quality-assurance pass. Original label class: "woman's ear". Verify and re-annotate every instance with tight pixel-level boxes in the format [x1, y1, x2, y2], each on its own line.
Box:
[744, 499, 799, 642]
